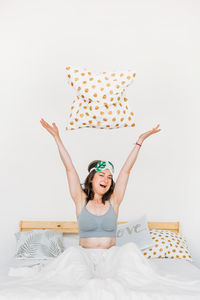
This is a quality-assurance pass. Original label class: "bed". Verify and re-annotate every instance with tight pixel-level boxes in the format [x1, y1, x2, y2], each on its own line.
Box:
[0, 220, 199, 300]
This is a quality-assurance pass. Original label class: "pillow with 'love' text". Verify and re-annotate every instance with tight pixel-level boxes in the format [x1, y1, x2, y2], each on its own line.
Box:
[116, 215, 155, 250]
[65, 65, 136, 130]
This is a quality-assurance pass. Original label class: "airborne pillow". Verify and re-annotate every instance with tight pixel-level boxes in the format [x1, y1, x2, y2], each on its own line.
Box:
[65, 65, 136, 130]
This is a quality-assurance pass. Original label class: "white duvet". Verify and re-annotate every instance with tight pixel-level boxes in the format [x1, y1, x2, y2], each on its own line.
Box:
[0, 242, 200, 299]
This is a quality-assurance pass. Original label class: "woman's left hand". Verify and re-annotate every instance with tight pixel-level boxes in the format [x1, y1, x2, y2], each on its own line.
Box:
[139, 124, 162, 142]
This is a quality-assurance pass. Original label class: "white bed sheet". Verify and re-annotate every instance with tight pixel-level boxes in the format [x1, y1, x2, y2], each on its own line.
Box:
[0, 243, 200, 300]
[4, 257, 200, 281]
[149, 259, 200, 281]
[3, 257, 200, 284]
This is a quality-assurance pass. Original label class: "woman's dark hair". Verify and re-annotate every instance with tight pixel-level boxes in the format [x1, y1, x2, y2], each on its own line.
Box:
[81, 160, 115, 205]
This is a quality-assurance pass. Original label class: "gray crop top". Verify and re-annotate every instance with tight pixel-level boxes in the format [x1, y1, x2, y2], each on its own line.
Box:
[77, 199, 117, 238]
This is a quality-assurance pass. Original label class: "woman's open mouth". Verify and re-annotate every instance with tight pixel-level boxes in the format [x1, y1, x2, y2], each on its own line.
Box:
[100, 184, 107, 189]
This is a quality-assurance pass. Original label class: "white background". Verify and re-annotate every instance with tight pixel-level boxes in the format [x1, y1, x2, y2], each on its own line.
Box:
[0, 0, 200, 268]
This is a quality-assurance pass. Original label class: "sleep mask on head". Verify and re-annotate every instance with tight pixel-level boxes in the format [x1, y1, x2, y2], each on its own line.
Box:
[90, 161, 114, 175]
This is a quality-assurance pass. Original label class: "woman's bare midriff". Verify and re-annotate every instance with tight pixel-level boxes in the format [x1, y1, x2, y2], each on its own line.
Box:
[76, 192, 119, 249]
[79, 237, 116, 249]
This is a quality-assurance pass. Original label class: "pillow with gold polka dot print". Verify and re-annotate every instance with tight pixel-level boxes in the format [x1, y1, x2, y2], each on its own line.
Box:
[142, 230, 193, 261]
[141, 229, 167, 259]
[65, 66, 136, 130]
[161, 230, 193, 261]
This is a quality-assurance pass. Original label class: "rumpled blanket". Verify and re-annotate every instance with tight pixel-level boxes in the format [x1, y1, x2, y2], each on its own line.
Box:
[0, 242, 200, 300]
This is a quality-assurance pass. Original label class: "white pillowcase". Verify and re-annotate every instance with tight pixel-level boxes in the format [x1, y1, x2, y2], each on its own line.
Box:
[62, 234, 79, 249]
[142, 229, 193, 261]
[116, 215, 155, 250]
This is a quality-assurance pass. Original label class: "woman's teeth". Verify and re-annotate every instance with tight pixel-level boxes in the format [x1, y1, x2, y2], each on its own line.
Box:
[100, 184, 106, 188]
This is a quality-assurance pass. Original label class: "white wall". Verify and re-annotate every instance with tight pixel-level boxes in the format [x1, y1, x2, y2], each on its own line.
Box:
[0, 0, 200, 269]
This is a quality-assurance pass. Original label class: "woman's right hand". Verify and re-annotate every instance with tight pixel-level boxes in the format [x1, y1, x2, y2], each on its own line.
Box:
[40, 118, 60, 138]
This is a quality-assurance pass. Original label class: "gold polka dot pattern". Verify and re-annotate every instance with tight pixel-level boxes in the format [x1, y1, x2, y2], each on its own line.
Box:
[142, 230, 192, 261]
[141, 229, 166, 259]
[65, 66, 136, 130]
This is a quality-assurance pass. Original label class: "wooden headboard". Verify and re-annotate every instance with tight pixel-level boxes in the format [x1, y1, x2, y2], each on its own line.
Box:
[19, 221, 180, 233]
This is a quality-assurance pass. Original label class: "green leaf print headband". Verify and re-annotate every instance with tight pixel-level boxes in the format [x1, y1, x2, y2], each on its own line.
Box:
[90, 161, 114, 175]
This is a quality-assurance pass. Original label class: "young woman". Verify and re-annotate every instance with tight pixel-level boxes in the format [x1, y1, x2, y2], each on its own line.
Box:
[9, 120, 198, 297]
[40, 118, 161, 252]
[1, 121, 199, 298]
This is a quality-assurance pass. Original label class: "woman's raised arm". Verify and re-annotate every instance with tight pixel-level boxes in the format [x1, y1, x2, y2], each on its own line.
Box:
[40, 118, 83, 203]
[113, 124, 162, 207]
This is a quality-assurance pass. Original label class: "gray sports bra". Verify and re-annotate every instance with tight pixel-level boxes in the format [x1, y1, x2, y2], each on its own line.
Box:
[77, 199, 117, 238]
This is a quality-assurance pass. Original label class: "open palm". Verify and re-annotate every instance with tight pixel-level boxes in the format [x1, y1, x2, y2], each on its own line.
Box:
[139, 124, 162, 141]
[40, 118, 59, 138]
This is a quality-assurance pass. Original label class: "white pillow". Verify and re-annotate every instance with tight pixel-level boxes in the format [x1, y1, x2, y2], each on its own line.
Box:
[65, 65, 136, 130]
[163, 230, 192, 261]
[141, 229, 167, 259]
[116, 215, 155, 250]
[141, 230, 193, 261]
[14, 230, 65, 259]
[62, 233, 79, 249]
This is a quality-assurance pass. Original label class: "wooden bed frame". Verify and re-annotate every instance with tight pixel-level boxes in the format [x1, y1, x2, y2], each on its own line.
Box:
[19, 221, 180, 233]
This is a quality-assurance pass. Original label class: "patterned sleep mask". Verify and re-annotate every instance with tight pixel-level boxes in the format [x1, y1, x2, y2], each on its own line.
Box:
[90, 161, 114, 175]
